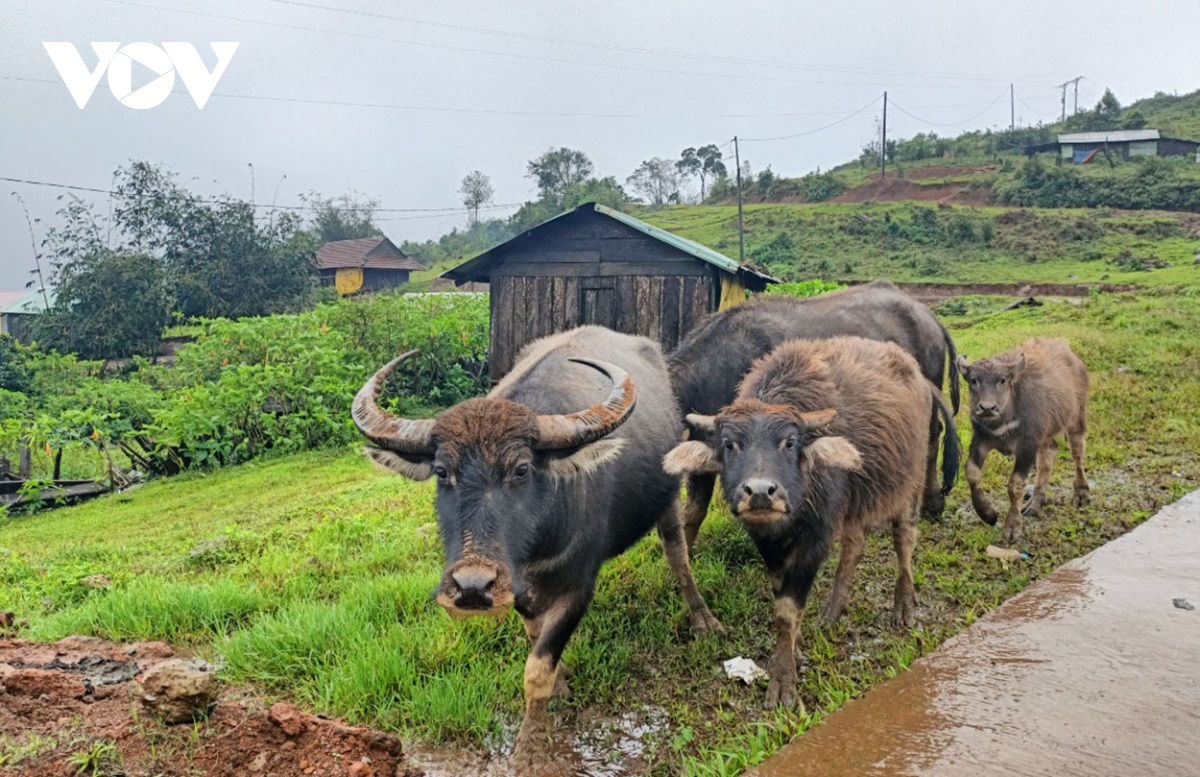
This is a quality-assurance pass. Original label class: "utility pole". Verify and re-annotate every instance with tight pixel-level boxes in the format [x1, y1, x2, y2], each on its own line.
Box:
[1010, 83, 1015, 131]
[1057, 76, 1084, 120]
[734, 136, 745, 264]
[881, 91, 888, 179]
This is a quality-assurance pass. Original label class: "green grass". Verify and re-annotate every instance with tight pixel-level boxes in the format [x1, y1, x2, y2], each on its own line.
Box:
[2, 292, 1199, 774]
[638, 202, 1200, 286]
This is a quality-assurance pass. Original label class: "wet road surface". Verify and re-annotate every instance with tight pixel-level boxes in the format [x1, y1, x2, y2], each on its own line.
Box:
[750, 490, 1200, 777]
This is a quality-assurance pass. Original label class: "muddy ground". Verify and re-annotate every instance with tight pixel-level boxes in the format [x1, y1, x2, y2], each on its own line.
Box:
[0, 637, 409, 777]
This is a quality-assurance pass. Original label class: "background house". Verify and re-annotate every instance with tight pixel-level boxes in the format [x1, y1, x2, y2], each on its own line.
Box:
[1025, 129, 1200, 163]
[443, 202, 778, 378]
[315, 237, 424, 295]
[0, 288, 53, 343]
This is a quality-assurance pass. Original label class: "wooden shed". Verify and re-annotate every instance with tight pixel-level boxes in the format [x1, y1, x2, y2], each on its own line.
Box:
[315, 236, 424, 295]
[442, 202, 778, 378]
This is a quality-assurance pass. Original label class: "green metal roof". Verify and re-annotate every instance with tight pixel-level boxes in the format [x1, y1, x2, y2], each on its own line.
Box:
[0, 287, 54, 315]
[442, 202, 779, 285]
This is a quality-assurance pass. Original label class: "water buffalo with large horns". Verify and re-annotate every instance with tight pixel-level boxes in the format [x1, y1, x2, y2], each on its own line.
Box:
[353, 326, 721, 775]
[668, 280, 960, 546]
[664, 336, 961, 708]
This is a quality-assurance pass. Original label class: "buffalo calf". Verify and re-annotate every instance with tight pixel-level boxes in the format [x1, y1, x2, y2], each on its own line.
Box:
[959, 337, 1089, 542]
[354, 327, 720, 775]
[665, 336, 960, 708]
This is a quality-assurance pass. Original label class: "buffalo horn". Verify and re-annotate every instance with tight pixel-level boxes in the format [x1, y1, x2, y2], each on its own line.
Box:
[351, 350, 436, 454]
[535, 358, 636, 450]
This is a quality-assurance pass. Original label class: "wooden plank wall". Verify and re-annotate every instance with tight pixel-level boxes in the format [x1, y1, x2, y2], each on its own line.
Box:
[490, 273, 713, 377]
[486, 209, 720, 378]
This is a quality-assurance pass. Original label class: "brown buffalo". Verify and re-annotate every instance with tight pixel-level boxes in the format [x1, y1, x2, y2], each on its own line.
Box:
[353, 326, 719, 775]
[664, 336, 960, 708]
[959, 337, 1090, 542]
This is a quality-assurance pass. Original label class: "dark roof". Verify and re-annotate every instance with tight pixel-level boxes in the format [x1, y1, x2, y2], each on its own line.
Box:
[315, 237, 424, 272]
[442, 202, 780, 286]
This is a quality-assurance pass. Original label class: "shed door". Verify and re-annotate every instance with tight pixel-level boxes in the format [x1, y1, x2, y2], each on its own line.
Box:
[580, 280, 615, 329]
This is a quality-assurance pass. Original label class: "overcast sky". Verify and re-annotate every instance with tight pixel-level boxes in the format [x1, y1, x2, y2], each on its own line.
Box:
[2, 0, 1197, 290]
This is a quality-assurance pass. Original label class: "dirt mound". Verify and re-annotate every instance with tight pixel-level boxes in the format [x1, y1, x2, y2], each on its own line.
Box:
[833, 178, 991, 206]
[1, 637, 411, 777]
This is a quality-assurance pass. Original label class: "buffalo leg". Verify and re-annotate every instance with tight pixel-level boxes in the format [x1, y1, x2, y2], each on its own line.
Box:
[512, 593, 591, 776]
[522, 615, 570, 699]
[764, 559, 821, 710]
[921, 408, 945, 519]
[682, 472, 716, 551]
[966, 439, 998, 526]
[1002, 450, 1037, 543]
[657, 500, 724, 635]
[1025, 443, 1057, 516]
[891, 507, 919, 628]
[1068, 429, 1090, 507]
[821, 522, 866, 626]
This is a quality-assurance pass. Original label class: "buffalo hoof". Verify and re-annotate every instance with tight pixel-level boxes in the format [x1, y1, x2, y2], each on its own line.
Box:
[892, 592, 917, 629]
[763, 651, 801, 710]
[976, 507, 999, 526]
[1001, 523, 1024, 544]
[920, 494, 945, 521]
[690, 608, 725, 636]
[1072, 488, 1090, 508]
[512, 722, 552, 777]
[1021, 500, 1044, 518]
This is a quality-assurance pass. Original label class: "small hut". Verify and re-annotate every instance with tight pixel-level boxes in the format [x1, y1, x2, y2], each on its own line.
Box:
[315, 237, 424, 295]
[442, 202, 778, 378]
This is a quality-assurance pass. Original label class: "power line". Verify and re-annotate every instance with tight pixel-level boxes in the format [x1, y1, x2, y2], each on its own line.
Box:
[255, 0, 1059, 84]
[0, 175, 523, 213]
[887, 88, 1010, 128]
[7, 74, 996, 121]
[90, 0, 1056, 90]
[739, 96, 882, 142]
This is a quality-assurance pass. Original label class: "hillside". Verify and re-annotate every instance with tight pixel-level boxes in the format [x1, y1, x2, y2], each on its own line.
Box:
[638, 202, 1200, 286]
[725, 89, 1200, 211]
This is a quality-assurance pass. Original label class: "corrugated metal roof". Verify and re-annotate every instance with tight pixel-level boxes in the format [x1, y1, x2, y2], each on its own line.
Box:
[443, 202, 779, 285]
[1058, 130, 1160, 144]
[0, 287, 55, 315]
[315, 237, 424, 271]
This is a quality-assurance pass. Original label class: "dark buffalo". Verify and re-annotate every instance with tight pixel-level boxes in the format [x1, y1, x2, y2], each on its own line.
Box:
[668, 280, 960, 545]
[353, 326, 720, 774]
[664, 336, 960, 708]
[959, 337, 1090, 542]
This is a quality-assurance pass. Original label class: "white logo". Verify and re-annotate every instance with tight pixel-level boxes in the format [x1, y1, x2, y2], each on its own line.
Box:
[42, 42, 239, 109]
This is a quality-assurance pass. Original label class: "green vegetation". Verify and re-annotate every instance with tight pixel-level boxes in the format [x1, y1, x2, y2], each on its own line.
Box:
[3, 290, 1197, 774]
[0, 292, 487, 485]
[639, 202, 1200, 285]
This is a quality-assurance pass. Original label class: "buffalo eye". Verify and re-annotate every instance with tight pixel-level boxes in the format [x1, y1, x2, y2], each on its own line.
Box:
[784, 437, 797, 451]
[434, 465, 449, 483]
[998, 378, 1007, 386]
[722, 439, 736, 452]
[513, 462, 531, 479]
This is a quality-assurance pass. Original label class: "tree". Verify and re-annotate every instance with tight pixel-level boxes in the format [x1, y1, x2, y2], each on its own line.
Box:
[458, 170, 494, 225]
[676, 145, 727, 200]
[626, 158, 682, 205]
[526, 148, 594, 208]
[35, 248, 172, 360]
[302, 191, 381, 243]
[1094, 89, 1123, 130]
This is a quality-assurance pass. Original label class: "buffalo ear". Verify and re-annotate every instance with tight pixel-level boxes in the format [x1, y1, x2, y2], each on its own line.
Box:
[798, 408, 837, 435]
[364, 447, 435, 481]
[544, 438, 625, 479]
[957, 354, 971, 377]
[663, 440, 722, 476]
[1010, 354, 1027, 383]
[804, 436, 863, 471]
[683, 413, 717, 437]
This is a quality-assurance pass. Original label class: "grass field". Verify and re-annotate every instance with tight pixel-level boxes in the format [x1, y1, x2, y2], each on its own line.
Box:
[638, 203, 1200, 287]
[3, 290, 1199, 774]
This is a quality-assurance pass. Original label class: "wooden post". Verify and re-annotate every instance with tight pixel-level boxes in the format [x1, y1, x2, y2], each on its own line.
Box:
[734, 136, 745, 264]
[18, 445, 31, 479]
[881, 91, 888, 180]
